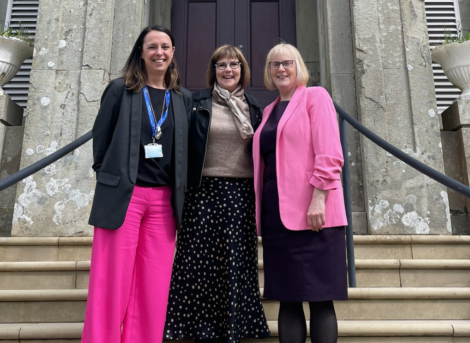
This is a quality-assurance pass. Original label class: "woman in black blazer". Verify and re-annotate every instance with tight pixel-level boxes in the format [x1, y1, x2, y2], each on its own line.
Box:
[81, 25, 192, 343]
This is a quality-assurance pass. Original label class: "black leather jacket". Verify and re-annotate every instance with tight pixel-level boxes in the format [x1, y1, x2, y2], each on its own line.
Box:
[188, 88, 263, 187]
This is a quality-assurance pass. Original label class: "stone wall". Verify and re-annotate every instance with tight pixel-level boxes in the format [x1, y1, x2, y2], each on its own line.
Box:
[441, 100, 470, 234]
[11, 0, 146, 236]
[0, 96, 24, 236]
[0, 1, 7, 30]
[319, 0, 367, 234]
[296, 0, 320, 85]
[459, 0, 470, 34]
[350, 0, 451, 234]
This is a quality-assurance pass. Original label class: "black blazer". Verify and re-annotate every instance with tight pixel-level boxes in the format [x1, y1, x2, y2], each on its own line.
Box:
[187, 88, 263, 187]
[88, 78, 192, 230]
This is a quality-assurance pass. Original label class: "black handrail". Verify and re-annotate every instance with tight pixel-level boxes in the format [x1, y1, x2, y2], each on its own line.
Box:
[335, 103, 470, 198]
[334, 101, 470, 288]
[0, 131, 92, 192]
[338, 113, 356, 288]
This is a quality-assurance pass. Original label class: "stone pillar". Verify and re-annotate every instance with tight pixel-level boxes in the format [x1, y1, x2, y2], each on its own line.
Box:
[296, 0, 320, 85]
[441, 100, 470, 234]
[11, 0, 147, 237]
[319, 0, 367, 234]
[459, 0, 470, 34]
[350, 0, 451, 234]
[0, 95, 24, 237]
[149, 0, 172, 29]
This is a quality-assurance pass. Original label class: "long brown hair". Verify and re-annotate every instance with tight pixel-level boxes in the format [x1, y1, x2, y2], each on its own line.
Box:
[206, 45, 251, 89]
[121, 25, 181, 93]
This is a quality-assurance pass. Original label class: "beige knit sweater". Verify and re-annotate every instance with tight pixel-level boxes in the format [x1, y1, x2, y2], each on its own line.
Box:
[202, 97, 254, 178]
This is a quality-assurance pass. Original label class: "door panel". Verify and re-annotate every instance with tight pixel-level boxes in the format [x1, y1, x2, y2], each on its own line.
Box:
[250, 2, 279, 89]
[186, 2, 217, 89]
[172, 0, 296, 107]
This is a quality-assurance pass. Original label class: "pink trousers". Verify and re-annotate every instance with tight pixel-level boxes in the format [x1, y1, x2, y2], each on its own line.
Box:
[81, 186, 176, 343]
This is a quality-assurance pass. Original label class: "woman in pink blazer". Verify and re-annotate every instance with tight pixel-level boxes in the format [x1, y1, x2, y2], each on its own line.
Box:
[252, 43, 348, 343]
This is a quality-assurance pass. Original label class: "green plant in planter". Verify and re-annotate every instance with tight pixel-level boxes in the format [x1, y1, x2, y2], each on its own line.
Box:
[442, 26, 470, 44]
[1, 22, 33, 46]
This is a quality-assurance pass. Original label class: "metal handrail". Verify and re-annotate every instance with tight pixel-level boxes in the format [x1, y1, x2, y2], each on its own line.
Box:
[0, 131, 92, 192]
[334, 101, 470, 288]
[335, 104, 470, 198]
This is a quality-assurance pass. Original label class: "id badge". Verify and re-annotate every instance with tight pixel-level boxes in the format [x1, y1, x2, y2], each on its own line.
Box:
[144, 143, 163, 158]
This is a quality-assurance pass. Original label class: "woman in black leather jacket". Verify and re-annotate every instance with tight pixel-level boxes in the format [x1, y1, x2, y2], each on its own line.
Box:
[165, 45, 270, 343]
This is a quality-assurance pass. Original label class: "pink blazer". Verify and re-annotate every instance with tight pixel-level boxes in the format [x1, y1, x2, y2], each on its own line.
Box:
[253, 85, 348, 235]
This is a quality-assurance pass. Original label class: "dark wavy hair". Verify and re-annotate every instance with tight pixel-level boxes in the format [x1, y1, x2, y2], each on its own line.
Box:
[121, 25, 181, 93]
[205, 45, 251, 89]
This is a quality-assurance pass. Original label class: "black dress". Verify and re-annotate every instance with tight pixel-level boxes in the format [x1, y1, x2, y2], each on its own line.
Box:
[260, 101, 348, 302]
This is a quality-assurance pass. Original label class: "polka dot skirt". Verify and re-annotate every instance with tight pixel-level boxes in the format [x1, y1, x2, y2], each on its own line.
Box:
[164, 177, 270, 342]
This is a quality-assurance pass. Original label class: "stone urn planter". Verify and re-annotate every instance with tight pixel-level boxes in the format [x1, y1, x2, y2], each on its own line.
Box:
[0, 35, 33, 95]
[431, 41, 470, 101]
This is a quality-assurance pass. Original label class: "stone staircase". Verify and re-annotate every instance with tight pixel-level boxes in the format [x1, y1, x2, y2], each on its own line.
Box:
[1, 236, 470, 342]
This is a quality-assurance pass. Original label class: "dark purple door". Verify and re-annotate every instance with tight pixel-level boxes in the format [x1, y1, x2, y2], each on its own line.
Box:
[172, 0, 296, 107]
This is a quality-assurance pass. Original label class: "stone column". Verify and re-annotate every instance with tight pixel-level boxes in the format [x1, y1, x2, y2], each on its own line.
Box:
[441, 100, 470, 234]
[0, 95, 24, 236]
[319, 0, 367, 234]
[350, 0, 451, 234]
[11, 0, 147, 237]
[459, 0, 470, 34]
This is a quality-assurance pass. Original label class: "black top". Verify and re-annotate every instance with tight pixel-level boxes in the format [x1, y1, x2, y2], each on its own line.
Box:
[260, 101, 289, 167]
[136, 87, 175, 187]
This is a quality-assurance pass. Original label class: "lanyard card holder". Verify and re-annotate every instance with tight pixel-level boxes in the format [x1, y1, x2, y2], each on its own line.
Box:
[145, 143, 163, 158]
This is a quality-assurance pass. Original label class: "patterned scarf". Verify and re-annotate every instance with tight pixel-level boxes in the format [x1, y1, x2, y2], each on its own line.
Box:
[212, 83, 254, 139]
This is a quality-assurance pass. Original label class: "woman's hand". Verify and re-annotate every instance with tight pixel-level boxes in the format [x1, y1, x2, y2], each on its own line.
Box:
[307, 189, 328, 232]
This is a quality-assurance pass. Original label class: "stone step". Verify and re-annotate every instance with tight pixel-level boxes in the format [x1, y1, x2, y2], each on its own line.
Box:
[0, 261, 90, 290]
[1, 320, 469, 342]
[1, 288, 470, 323]
[3, 258, 470, 290]
[259, 259, 470, 288]
[3, 235, 470, 262]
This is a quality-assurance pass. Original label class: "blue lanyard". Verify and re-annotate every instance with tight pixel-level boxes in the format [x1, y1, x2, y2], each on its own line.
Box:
[143, 86, 171, 139]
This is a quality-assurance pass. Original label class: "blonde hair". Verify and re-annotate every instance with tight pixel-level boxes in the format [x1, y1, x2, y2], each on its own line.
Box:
[206, 45, 251, 89]
[263, 43, 310, 90]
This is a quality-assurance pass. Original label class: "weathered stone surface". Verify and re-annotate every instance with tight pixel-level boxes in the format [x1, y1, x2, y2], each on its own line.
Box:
[325, 0, 355, 74]
[377, 0, 406, 70]
[441, 131, 467, 212]
[77, 70, 109, 136]
[352, 0, 450, 234]
[352, 212, 368, 234]
[0, 1, 7, 32]
[0, 126, 24, 205]
[296, 0, 319, 62]
[459, 128, 470, 207]
[0, 125, 24, 236]
[441, 100, 470, 131]
[110, 0, 146, 76]
[297, 0, 320, 83]
[149, 0, 172, 30]
[82, 0, 115, 71]
[331, 73, 365, 214]
[440, 130, 469, 235]
[321, 0, 366, 228]
[0, 209, 14, 237]
[440, 100, 470, 234]
[12, 0, 145, 237]
[459, 0, 470, 34]
[12, 69, 94, 236]
[0, 96, 23, 126]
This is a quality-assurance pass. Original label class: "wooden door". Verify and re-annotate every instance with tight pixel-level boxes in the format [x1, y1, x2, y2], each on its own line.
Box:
[172, 0, 296, 107]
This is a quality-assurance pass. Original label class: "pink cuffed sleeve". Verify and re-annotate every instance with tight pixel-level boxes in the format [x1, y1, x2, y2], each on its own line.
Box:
[308, 87, 344, 190]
